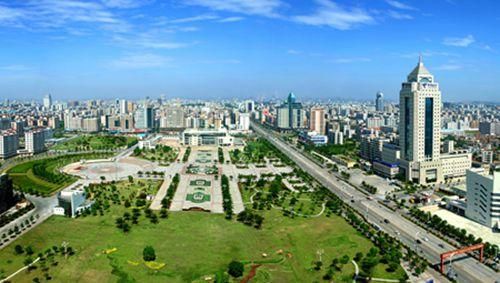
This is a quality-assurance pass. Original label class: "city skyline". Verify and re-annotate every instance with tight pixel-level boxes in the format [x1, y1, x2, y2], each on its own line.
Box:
[0, 0, 499, 102]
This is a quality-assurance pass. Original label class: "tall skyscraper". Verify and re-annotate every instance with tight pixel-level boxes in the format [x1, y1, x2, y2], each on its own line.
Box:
[43, 94, 52, 109]
[120, 99, 128, 114]
[310, 107, 325, 135]
[276, 92, 306, 130]
[135, 101, 154, 130]
[375, 91, 384, 112]
[399, 57, 442, 183]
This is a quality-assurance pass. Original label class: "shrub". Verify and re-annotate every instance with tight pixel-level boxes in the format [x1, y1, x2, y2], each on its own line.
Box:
[227, 260, 244, 278]
[143, 246, 156, 262]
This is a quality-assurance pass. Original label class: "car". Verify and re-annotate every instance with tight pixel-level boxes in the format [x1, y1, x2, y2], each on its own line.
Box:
[423, 237, 429, 242]
[395, 231, 401, 236]
[438, 243, 445, 248]
[350, 199, 355, 203]
[383, 219, 390, 224]
[416, 239, 422, 244]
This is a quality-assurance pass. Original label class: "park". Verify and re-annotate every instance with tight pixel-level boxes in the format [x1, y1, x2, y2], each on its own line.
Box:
[0, 136, 408, 282]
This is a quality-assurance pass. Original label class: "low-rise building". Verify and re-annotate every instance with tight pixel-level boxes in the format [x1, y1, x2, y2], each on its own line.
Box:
[54, 184, 93, 218]
[182, 128, 233, 146]
[465, 169, 500, 230]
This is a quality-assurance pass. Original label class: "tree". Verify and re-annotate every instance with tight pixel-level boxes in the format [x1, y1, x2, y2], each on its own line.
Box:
[14, 244, 24, 254]
[227, 260, 244, 278]
[314, 260, 323, 271]
[128, 175, 134, 183]
[143, 246, 156, 261]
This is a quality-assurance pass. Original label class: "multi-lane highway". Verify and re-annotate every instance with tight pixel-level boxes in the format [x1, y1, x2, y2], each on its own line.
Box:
[251, 122, 499, 283]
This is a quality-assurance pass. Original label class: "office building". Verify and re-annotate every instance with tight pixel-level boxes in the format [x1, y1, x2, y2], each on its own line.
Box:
[465, 170, 500, 229]
[310, 107, 325, 135]
[82, 117, 101, 132]
[135, 104, 154, 130]
[276, 92, 306, 130]
[43, 94, 52, 109]
[238, 113, 250, 131]
[375, 91, 384, 112]
[399, 57, 444, 184]
[54, 184, 93, 218]
[160, 107, 185, 129]
[182, 128, 233, 146]
[120, 99, 128, 114]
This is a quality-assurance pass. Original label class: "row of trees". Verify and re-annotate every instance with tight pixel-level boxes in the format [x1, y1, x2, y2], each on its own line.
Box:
[161, 174, 180, 209]
[221, 175, 233, 219]
[182, 147, 191, 162]
[218, 147, 224, 163]
[409, 207, 499, 260]
[361, 181, 377, 194]
[0, 203, 34, 228]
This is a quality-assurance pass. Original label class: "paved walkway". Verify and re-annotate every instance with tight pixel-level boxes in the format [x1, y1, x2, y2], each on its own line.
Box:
[0, 257, 40, 283]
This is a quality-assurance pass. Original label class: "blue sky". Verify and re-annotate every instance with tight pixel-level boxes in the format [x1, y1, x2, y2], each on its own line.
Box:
[0, 0, 498, 102]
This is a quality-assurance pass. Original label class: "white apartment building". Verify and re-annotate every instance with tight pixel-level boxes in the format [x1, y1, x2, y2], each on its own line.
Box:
[0, 131, 19, 159]
[238, 113, 250, 131]
[25, 129, 45, 154]
[465, 170, 500, 229]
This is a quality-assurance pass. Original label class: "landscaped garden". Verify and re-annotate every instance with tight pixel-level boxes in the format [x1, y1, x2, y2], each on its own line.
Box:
[0, 174, 409, 282]
[5, 153, 113, 196]
[133, 144, 179, 165]
[52, 135, 137, 151]
[230, 137, 291, 166]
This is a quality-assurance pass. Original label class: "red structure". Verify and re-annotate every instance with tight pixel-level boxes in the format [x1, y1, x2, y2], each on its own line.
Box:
[440, 243, 484, 273]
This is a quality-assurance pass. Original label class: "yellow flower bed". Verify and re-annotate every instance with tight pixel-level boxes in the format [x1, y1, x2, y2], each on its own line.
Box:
[127, 260, 140, 266]
[144, 261, 166, 270]
[103, 248, 117, 254]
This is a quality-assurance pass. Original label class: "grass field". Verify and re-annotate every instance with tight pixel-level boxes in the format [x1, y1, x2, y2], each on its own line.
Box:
[6, 153, 113, 196]
[0, 180, 405, 283]
[52, 135, 137, 151]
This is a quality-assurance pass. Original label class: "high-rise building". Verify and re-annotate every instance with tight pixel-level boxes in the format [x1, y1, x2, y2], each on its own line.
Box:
[276, 92, 306, 130]
[82, 117, 101, 132]
[25, 129, 45, 154]
[375, 91, 384, 112]
[43, 94, 52, 109]
[238, 113, 250, 131]
[310, 107, 325, 135]
[120, 99, 128, 114]
[160, 107, 185, 129]
[135, 104, 154, 130]
[0, 131, 19, 159]
[399, 57, 443, 184]
[465, 170, 500, 229]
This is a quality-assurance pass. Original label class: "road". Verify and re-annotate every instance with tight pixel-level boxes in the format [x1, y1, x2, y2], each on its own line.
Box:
[251, 122, 498, 283]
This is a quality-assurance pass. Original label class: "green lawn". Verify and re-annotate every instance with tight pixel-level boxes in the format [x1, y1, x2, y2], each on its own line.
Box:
[52, 135, 137, 151]
[0, 180, 406, 283]
[5, 153, 113, 196]
[132, 145, 179, 165]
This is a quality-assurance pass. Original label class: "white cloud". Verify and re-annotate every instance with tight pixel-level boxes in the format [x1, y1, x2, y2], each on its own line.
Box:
[443, 35, 475, 47]
[110, 54, 171, 69]
[387, 10, 413, 20]
[435, 63, 462, 71]
[218, 16, 244, 23]
[287, 49, 302, 55]
[185, 0, 284, 17]
[385, 0, 417, 11]
[293, 0, 374, 30]
[170, 14, 219, 23]
[113, 33, 190, 49]
[101, 0, 152, 8]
